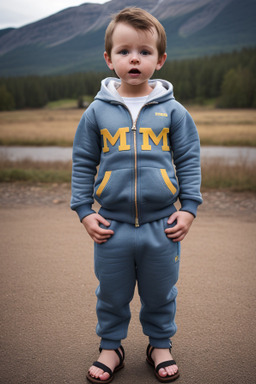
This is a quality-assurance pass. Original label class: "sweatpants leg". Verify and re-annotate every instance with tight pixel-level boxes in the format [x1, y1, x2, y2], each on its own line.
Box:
[136, 217, 180, 349]
[94, 220, 136, 350]
[94, 217, 180, 350]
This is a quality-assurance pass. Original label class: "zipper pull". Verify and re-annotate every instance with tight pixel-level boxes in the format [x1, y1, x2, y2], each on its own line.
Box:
[132, 122, 136, 131]
[135, 217, 140, 227]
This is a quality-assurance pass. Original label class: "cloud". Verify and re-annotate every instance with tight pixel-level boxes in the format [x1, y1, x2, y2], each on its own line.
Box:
[0, 0, 109, 29]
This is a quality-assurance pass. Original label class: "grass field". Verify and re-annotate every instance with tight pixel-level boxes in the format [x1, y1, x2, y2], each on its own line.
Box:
[0, 109, 79, 146]
[0, 106, 255, 190]
[189, 108, 256, 147]
[0, 107, 255, 147]
[1, 157, 255, 192]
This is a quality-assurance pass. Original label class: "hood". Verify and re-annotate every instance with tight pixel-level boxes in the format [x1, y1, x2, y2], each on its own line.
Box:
[95, 77, 175, 104]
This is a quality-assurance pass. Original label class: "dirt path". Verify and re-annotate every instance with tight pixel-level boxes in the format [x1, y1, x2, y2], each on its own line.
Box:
[0, 184, 255, 384]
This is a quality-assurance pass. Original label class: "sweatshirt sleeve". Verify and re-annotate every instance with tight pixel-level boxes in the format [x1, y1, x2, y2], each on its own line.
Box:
[170, 103, 203, 217]
[70, 108, 101, 221]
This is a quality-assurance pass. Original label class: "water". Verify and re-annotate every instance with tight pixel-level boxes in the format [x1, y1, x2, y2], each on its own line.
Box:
[0, 146, 256, 164]
[0, 146, 73, 162]
[200, 146, 256, 165]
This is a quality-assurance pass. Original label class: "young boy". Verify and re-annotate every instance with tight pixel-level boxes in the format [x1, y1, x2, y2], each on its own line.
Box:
[71, 7, 202, 383]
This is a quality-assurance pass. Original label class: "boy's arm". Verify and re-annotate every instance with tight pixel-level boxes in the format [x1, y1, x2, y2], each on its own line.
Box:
[70, 112, 100, 221]
[82, 213, 114, 244]
[71, 110, 101, 221]
[71, 111, 114, 243]
[166, 104, 202, 241]
[165, 211, 194, 242]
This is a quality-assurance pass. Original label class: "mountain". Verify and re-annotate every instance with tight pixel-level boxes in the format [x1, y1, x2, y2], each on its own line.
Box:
[0, 0, 255, 77]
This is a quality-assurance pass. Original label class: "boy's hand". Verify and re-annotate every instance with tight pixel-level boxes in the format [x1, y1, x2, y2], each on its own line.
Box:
[82, 213, 114, 244]
[165, 211, 194, 242]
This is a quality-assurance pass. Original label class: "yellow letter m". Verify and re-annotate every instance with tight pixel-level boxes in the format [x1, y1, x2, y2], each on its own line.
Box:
[140, 127, 170, 151]
[100, 127, 130, 153]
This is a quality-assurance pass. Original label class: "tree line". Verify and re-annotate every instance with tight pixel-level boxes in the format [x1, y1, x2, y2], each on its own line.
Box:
[0, 47, 255, 111]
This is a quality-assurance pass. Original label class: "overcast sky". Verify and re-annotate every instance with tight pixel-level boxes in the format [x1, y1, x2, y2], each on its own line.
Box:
[0, 0, 110, 29]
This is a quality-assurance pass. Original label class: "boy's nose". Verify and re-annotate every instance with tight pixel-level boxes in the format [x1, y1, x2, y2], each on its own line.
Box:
[130, 54, 140, 64]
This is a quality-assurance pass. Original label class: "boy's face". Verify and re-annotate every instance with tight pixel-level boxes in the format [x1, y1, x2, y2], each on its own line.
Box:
[104, 22, 167, 96]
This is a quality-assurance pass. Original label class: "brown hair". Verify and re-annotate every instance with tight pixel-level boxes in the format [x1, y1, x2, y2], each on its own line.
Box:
[105, 7, 167, 58]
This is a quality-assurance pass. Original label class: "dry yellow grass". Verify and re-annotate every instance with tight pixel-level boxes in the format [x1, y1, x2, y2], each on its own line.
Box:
[0, 107, 256, 146]
[0, 109, 81, 146]
[188, 107, 256, 146]
[1, 157, 255, 191]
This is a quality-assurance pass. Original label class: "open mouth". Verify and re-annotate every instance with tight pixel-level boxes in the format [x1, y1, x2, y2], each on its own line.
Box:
[129, 69, 141, 74]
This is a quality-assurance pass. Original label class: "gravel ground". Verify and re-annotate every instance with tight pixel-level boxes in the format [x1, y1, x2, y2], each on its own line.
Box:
[0, 183, 256, 384]
[0, 182, 255, 219]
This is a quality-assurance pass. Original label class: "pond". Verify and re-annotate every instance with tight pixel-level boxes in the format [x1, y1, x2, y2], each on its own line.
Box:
[0, 146, 256, 165]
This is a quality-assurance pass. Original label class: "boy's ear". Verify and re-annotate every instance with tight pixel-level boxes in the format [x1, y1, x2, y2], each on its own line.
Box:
[104, 51, 114, 71]
[156, 52, 167, 71]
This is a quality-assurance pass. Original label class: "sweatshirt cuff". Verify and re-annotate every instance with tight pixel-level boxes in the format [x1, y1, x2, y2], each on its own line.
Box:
[75, 204, 96, 222]
[180, 199, 200, 217]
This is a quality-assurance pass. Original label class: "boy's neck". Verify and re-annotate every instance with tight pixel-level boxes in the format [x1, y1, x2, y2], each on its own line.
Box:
[117, 82, 153, 98]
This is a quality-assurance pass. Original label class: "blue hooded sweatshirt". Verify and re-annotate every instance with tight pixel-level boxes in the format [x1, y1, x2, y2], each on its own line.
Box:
[71, 77, 202, 226]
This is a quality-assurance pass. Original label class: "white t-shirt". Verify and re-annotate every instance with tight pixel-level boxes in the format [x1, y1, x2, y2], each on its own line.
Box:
[107, 79, 164, 122]
[122, 96, 148, 122]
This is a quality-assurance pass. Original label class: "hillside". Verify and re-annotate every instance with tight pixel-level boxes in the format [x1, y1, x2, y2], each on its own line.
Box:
[0, 0, 255, 77]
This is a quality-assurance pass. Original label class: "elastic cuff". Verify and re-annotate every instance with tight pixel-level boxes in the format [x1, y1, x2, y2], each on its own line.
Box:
[74, 204, 96, 222]
[180, 199, 199, 217]
[100, 339, 121, 350]
[149, 337, 172, 349]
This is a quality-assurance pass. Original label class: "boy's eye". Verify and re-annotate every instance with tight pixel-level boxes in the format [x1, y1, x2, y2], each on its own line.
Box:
[119, 49, 129, 55]
[141, 50, 150, 56]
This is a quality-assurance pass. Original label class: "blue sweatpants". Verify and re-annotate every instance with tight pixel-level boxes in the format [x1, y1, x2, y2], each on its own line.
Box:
[94, 217, 180, 350]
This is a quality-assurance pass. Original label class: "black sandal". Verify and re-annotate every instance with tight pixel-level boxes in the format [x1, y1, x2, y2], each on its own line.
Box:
[86, 346, 125, 383]
[146, 344, 180, 382]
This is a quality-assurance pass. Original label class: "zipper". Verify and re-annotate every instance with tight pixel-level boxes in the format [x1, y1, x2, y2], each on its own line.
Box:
[131, 102, 156, 227]
[132, 121, 139, 227]
[118, 101, 157, 227]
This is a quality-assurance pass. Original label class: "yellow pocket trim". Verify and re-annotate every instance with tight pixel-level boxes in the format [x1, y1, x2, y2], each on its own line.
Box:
[96, 171, 112, 197]
[160, 169, 177, 194]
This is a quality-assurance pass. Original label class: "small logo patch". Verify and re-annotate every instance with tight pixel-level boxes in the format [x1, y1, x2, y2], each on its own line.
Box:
[175, 255, 179, 263]
[155, 112, 168, 117]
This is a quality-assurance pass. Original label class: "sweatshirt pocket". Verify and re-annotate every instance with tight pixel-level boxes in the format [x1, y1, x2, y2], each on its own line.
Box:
[94, 169, 133, 209]
[96, 171, 112, 198]
[160, 169, 177, 194]
[140, 167, 178, 206]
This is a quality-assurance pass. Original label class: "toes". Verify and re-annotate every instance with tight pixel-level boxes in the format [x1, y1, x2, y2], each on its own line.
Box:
[158, 368, 168, 377]
[88, 366, 98, 378]
[99, 372, 111, 381]
[165, 364, 178, 376]
[158, 365, 178, 378]
[88, 367, 110, 380]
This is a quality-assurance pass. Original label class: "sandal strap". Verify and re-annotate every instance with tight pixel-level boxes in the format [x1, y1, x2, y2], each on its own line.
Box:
[98, 345, 125, 366]
[146, 344, 154, 360]
[146, 343, 172, 359]
[156, 360, 177, 373]
[115, 345, 125, 365]
[92, 361, 113, 377]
